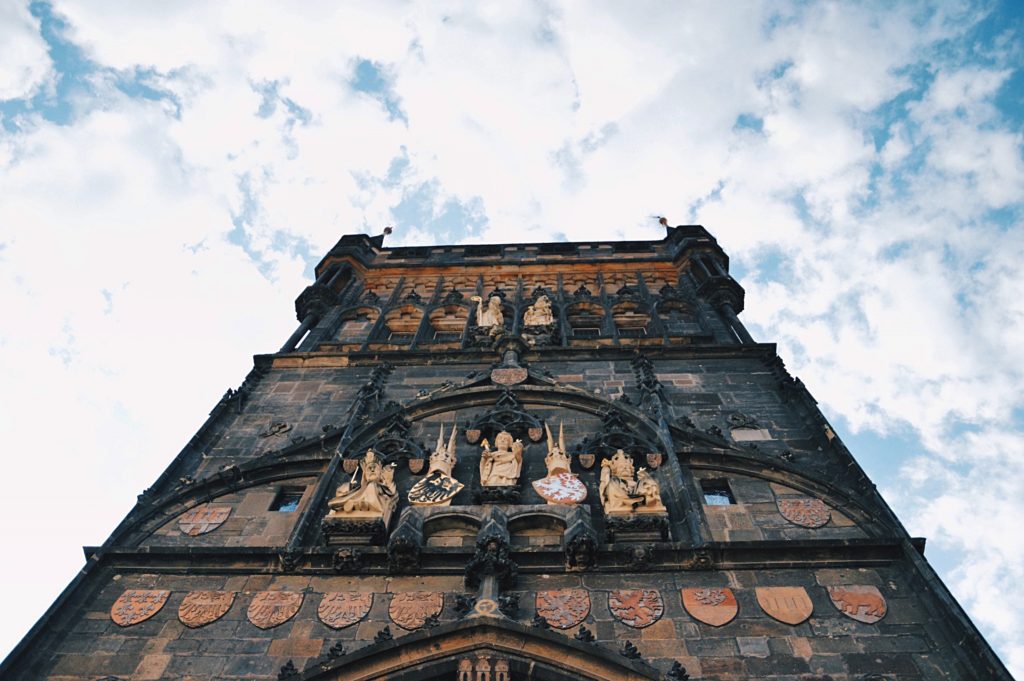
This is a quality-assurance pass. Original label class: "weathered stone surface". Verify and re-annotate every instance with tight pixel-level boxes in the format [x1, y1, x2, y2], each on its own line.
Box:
[608, 589, 663, 629]
[388, 592, 443, 630]
[177, 505, 231, 536]
[246, 592, 303, 629]
[682, 588, 739, 627]
[536, 589, 590, 629]
[318, 592, 373, 629]
[178, 591, 235, 628]
[828, 585, 887, 624]
[110, 590, 170, 627]
[756, 587, 814, 625]
[777, 497, 831, 528]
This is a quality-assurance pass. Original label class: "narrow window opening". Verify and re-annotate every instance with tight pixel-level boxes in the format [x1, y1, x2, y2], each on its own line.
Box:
[701, 479, 735, 506]
[270, 488, 304, 512]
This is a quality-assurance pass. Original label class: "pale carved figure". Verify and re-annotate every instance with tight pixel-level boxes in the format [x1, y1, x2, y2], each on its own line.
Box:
[471, 295, 504, 333]
[480, 430, 523, 487]
[325, 449, 398, 524]
[532, 422, 587, 505]
[599, 449, 667, 515]
[523, 295, 554, 326]
[408, 423, 465, 506]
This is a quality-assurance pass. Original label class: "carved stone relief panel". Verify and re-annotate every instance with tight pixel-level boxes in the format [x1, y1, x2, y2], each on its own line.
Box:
[110, 590, 170, 627]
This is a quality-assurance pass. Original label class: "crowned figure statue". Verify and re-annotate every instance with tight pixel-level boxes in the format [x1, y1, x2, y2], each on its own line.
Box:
[325, 449, 398, 525]
[599, 449, 667, 515]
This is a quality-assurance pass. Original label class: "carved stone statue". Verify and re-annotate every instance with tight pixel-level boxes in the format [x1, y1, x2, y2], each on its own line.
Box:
[599, 449, 666, 515]
[523, 295, 554, 326]
[325, 449, 398, 525]
[532, 422, 587, 505]
[471, 295, 504, 333]
[409, 423, 465, 506]
[480, 430, 523, 487]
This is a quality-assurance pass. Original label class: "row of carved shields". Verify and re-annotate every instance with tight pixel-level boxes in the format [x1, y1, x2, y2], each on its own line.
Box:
[110, 590, 441, 631]
[533, 584, 888, 629]
[111, 584, 887, 630]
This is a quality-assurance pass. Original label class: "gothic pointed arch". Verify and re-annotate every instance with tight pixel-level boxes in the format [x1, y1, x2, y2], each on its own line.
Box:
[297, 617, 662, 681]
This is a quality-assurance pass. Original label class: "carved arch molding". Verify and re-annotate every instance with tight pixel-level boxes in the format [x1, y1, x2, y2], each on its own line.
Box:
[301, 619, 660, 681]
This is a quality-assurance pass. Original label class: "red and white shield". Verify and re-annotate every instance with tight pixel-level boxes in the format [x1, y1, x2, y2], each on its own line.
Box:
[178, 505, 231, 536]
[532, 473, 587, 504]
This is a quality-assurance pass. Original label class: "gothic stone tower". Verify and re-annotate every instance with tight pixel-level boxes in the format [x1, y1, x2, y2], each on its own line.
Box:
[2, 225, 1011, 681]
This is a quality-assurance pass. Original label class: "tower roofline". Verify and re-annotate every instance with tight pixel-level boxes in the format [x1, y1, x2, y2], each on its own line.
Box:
[313, 224, 727, 279]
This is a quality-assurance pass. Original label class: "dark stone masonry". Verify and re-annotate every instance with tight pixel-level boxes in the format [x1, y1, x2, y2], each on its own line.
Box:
[1, 225, 1010, 680]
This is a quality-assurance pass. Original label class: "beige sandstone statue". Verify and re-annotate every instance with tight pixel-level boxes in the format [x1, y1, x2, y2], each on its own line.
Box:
[325, 449, 398, 524]
[532, 422, 587, 504]
[480, 430, 523, 487]
[471, 295, 504, 333]
[523, 294, 554, 326]
[409, 423, 465, 506]
[599, 449, 666, 515]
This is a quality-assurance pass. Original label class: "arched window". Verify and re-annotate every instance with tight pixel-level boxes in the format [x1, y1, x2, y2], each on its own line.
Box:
[565, 302, 605, 339]
[427, 305, 468, 343]
[611, 301, 650, 338]
[658, 300, 701, 336]
[381, 305, 423, 344]
[336, 307, 379, 344]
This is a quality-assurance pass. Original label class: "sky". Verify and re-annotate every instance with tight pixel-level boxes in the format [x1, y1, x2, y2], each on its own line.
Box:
[0, 0, 1022, 675]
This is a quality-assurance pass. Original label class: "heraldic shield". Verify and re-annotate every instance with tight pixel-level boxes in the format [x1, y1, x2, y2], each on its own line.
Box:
[389, 592, 443, 630]
[756, 587, 813, 625]
[110, 589, 170, 627]
[535, 588, 590, 629]
[827, 585, 887, 623]
[318, 592, 373, 629]
[247, 591, 303, 629]
[177, 505, 231, 536]
[608, 589, 664, 629]
[777, 497, 831, 528]
[178, 591, 235, 628]
[532, 472, 587, 504]
[681, 588, 738, 627]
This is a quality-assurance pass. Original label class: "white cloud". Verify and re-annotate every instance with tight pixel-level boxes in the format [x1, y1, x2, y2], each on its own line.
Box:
[0, 1, 53, 101]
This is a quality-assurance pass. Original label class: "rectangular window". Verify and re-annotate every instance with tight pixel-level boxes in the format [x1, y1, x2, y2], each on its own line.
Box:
[701, 479, 735, 506]
[572, 327, 601, 338]
[269, 488, 304, 512]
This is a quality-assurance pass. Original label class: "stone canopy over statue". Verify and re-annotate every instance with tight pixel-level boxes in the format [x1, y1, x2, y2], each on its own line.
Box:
[599, 449, 666, 515]
[408, 424, 465, 506]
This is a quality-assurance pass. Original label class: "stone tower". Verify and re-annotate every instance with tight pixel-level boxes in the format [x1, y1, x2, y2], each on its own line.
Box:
[2, 225, 1011, 680]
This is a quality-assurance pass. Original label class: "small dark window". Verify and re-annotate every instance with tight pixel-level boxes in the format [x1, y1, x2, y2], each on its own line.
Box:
[270, 488, 304, 512]
[572, 327, 601, 338]
[701, 479, 735, 506]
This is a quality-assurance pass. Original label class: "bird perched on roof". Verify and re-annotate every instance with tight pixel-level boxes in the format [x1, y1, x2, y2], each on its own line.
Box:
[657, 216, 669, 227]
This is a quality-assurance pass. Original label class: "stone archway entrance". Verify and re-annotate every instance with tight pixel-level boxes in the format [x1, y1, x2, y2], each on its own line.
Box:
[301, 618, 662, 681]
